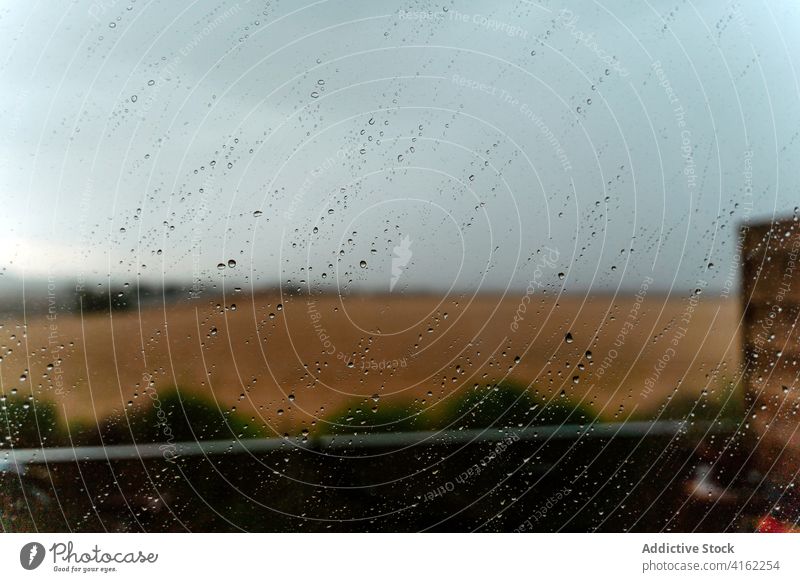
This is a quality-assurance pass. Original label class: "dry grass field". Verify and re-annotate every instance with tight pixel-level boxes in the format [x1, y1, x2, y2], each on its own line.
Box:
[0, 290, 743, 436]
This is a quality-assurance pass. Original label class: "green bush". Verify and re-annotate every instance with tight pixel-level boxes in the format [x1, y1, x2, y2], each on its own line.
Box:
[322, 381, 595, 435]
[0, 393, 60, 448]
[438, 381, 594, 430]
[324, 399, 429, 434]
[655, 386, 744, 423]
[68, 387, 266, 446]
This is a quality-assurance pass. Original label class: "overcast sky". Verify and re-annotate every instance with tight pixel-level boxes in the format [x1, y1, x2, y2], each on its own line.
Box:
[1, 0, 798, 296]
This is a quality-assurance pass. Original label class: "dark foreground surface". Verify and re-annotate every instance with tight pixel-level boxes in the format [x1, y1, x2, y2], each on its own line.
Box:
[0, 422, 777, 532]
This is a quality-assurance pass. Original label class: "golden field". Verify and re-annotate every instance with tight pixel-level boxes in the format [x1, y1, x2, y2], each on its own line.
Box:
[0, 290, 743, 435]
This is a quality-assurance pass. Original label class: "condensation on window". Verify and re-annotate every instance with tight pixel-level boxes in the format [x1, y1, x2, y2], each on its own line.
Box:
[0, 0, 798, 533]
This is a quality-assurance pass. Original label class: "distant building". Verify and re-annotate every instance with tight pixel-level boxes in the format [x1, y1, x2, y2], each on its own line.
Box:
[741, 218, 800, 484]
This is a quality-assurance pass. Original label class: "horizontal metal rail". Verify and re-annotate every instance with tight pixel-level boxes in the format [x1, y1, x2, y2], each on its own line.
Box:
[0, 419, 736, 473]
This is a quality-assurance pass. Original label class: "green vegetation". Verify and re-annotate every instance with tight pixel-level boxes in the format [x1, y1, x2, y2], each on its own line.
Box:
[638, 377, 745, 424]
[0, 394, 60, 448]
[88, 387, 267, 445]
[437, 381, 595, 430]
[0, 387, 266, 449]
[324, 398, 427, 434]
[10, 379, 727, 447]
[321, 381, 595, 435]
